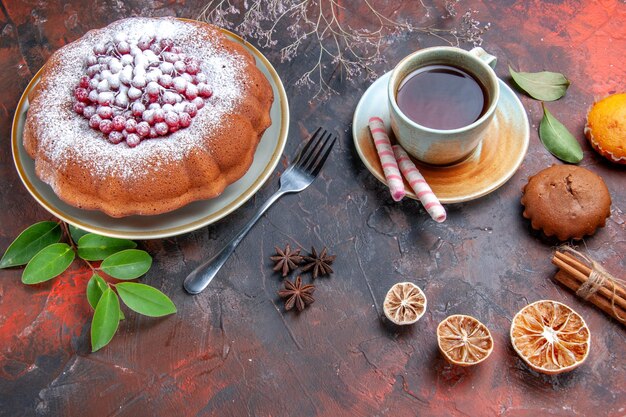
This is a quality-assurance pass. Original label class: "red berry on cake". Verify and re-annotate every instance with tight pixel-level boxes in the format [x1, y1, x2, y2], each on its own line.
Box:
[73, 102, 86, 114]
[160, 38, 174, 50]
[131, 102, 145, 116]
[120, 54, 133, 66]
[117, 41, 130, 54]
[98, 92, 114, 105]
[197, 83, 212, 98]
[137, 35, 154, 51]
[89, 114, 102, 129]
[173, 61, 186, 73]
[192, 97, 205, 109]
[146, 81, 160, 96]
[163, 52, 178, 63]
[173, 77, 187, 93]
[79, 75, 90, 88]
[158, 73, 173, 87]
[99, 119, 114, 134]
[153, 109, 165, 122]
[108, 75, 121, 90]
[155, 122, 169, 136]
[143, 109, 155, 124]
[184, 103, 197, 117]
[112, 115, 126, 131]
[125, 119, 137, 132]
[131, 75, 147, 89]
[97, 106, 113, 119]
[88, 90, 99, 103]
[74, 87, 89, 102]
[126, 133, 141, 147]
[194, 73, 207, 84]
[136, 121, 150, 137]
[108, 131, 124, 144]
[163, 91, 179, 105]
[87, 65, 100, 77]
[164, 111, 179, 127]
[93, 43, 107, 55]
[185, 84, 198, 100]
[83, 106, 96, 119]
[127, 87, 142, 100]
[179, 112, 192, 127]
[114, 92, 129, 108]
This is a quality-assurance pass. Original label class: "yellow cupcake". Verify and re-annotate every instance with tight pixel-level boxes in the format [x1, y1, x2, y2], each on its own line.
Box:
[585, 93, 626, 164]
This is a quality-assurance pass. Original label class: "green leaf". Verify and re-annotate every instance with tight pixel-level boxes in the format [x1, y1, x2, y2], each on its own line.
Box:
[0, 221, 62, 268]
[116, 282, 177, 317]
[77, 234, 137, 261]
[539, 104, 584, 163]
[22, 243, 75, 284]
[86, 275, 124, 319]
[509, 66, 570, 101]
[69, 225, 90, 244]
[86, 274, 109, 309]
[100, 249, 152, 280]
[91, 288, 121, 352]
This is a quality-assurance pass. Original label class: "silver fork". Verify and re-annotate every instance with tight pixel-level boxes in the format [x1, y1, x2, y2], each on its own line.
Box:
[183, 127, 337, 294]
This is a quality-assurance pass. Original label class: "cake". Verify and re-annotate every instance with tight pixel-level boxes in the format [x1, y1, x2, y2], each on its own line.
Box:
[521, 165, 611, 241]
[584, 93, 626, 164]
[23, 17, 273, 217]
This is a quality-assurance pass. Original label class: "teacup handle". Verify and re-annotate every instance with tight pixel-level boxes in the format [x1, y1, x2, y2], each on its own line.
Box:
[470, 47, 497, 69]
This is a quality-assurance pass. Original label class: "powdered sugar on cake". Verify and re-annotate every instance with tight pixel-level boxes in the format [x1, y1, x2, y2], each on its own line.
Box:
[31, 18, 244, 180]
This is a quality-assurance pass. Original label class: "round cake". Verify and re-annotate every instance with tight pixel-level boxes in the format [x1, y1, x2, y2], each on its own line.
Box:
[23, 17, 273, 217]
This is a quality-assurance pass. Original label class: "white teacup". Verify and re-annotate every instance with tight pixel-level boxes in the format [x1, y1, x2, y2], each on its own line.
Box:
[388, 47, 499, 165]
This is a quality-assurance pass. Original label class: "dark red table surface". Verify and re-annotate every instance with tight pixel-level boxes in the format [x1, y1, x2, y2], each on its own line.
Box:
[1, 1, 625, 416]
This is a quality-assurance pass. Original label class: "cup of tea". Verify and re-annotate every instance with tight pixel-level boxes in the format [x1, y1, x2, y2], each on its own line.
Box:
[388, 46, 499, 165]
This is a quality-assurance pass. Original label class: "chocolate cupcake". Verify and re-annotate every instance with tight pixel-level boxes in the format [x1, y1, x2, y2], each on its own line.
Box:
[521, 165, 611, 241]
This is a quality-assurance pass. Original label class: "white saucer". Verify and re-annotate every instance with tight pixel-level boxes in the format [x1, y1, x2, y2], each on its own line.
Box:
[352, 71, 529, 203]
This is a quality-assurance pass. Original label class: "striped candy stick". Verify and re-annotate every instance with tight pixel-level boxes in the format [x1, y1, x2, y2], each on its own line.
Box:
[392, 145, 447, 223]
[368, 117, 406, 201]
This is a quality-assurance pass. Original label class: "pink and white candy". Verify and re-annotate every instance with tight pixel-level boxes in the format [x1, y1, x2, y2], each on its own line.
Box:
[392, 145, 446, 223]
[368, 116, 405, 202]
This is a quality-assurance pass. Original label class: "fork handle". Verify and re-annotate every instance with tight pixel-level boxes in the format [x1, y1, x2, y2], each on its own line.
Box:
[183, 189, 287, 294]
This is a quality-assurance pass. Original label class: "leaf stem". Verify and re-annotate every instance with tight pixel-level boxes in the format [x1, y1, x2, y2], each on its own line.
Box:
[60, 221, 98, 273]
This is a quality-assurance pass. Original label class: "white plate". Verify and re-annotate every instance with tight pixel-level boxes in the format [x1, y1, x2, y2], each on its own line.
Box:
[353, 71, 529, 203]
[12, 28, 289, 239]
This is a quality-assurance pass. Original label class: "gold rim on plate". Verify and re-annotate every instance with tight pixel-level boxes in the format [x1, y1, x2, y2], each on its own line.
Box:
[11, 24, 289, 239]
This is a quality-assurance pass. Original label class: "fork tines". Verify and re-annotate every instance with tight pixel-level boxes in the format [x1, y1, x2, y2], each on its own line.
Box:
[296, 127, 337, 176]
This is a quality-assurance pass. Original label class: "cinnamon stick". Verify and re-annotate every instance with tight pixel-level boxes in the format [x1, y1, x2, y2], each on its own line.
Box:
[554, 271, 626, 326]
[554, 251, 626, 302]
[551, 257, 626, 312]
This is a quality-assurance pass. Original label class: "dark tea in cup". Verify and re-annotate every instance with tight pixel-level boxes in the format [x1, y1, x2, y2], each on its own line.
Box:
[396, 64, 488, 131]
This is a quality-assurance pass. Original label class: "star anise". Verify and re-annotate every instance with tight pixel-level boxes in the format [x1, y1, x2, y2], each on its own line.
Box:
[301, 246, 336, 279]
[270, 244, 303, 277]
[278, 276, 315, 311]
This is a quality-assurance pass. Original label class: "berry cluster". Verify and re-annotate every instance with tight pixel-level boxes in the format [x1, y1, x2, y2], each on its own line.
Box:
[73, 33, 212, 147]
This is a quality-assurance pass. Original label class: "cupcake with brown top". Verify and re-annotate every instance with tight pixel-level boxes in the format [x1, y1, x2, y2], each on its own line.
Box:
[521, 165, 611, 241]
[585, 93, 626, 164]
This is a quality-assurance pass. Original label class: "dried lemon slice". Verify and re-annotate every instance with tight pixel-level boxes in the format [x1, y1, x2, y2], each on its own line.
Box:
[437, 315, 493, 366]
[383, 282, 426, 325]
[510, 300, 590, 375]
